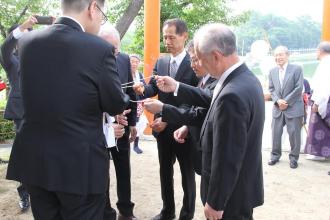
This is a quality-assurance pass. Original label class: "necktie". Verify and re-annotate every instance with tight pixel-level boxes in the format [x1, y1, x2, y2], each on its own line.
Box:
[170, 60, 178, 78]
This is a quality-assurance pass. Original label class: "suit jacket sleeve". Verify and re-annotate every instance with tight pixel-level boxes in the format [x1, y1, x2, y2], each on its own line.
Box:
[207, 94, 248, 210]
[142, 61, 159, 98]
[0, 32, 17, 70]
[126, 60, 137, 126]
[268, 70, 279, 103]
[283, 66, 303, 106]
[177, 83, 212, 108]
[162, 104, 208, 127]
[99, 49, 129, 115]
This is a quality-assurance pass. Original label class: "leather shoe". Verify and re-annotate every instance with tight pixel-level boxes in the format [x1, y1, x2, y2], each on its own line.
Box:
[268, 159, 279, 166]
[118, 214, 138, 220]
[290, 160, 298, 169]
[19, 195, 30, 212]
[151, 213, 176, 220]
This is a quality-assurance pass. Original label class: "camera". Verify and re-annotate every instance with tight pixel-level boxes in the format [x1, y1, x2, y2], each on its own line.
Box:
[35, 16, 53, 25]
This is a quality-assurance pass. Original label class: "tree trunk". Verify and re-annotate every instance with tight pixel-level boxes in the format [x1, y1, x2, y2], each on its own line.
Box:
[115, 0, 144, 39]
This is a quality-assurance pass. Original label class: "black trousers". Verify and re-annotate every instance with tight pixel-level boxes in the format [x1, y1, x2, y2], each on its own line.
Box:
[157, 128, 196, 219]
[14, 119, 29, 200]
[105, 142, 134, 217]
[26, 184, 105, 220]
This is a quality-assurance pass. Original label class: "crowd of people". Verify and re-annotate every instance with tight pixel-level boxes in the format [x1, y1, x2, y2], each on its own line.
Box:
[0, 0, 329, 219]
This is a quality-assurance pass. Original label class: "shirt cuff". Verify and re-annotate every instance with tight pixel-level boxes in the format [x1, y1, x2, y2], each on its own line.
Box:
[13, 27, 24, 39]
[173, 82, 180, 96]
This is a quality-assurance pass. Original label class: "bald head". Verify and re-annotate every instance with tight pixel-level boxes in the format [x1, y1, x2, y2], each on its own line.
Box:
[194, 23, 236, 56]
[99, 24, 121, 54]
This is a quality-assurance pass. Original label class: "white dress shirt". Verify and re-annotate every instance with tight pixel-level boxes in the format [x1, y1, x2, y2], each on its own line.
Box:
[211, 61, 244, 104]
[278, 63, 288, 88]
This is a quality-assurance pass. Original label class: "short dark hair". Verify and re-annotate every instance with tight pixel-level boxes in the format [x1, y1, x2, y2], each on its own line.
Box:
[62, 0, 105, 12]
[163, 18, 188, 35]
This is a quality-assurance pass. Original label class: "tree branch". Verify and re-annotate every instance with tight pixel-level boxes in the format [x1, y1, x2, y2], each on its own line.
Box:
[14, 4, 29, 25]
[115, 0, 144, 39]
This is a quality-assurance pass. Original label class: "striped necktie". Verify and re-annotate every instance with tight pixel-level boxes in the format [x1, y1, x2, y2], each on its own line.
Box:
[170, 60, 178, 78]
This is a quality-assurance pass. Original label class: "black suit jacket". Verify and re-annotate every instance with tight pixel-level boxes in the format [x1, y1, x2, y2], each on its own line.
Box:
[162, 77, 217, 175]
[0, 32, 24, 120]
[173, 64, 265, 214]
[6, 17, 129, 195]
[200, 64, 264, 215]
[143, 53, 199, 135]
[116, 53, 137, 149]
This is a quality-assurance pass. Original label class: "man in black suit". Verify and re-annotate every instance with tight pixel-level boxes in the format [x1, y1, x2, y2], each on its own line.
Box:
[0, 16, 38, 211]
[134, 19, 199, 220]
[99, 25, 138, 220]
[6, 0, 129, 219]
[155, 23, 265, 220]
[143, 40, 217, 175]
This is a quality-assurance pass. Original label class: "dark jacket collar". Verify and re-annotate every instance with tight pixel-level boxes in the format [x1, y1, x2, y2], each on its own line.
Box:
[54, 17, 84, 32]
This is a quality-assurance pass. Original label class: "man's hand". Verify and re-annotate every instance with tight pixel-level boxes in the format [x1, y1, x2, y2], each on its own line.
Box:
[312, 103, 319, 112]
[19, 16, 38, 32]
[277, 99, 288, 111]
[173, 126, 188, 143]
[133, 82, 145, 95]
[150, 117, 167, 133]
[143, 98, 164, 114]
[155, 76, 178, 93]
[129, 126, 137, 143]
[204, 203, 223, 220]
[112, 123, 125, 139]
[115, 109, 131, 126]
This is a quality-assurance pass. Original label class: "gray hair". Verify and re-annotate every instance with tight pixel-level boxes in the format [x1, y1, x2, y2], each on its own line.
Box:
[318, 41, 330, 54]
[185, 40, 195, 53]
[99, 23, 120, 41]
[62, 0, 105, 13]
[274, 45, 289, 55]
[194, 23, 236, 56]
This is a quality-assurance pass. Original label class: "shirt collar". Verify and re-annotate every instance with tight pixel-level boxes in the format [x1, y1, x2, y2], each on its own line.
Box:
[202, 74, 211, 85]
[60, 16, 85, 32]
[170, 49, 187, 67]
[218, 60, 244, 87]
[279, 62, 288, 71]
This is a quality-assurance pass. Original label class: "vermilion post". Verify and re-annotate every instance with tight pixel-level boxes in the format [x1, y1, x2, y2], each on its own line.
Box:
[322, 0, 330, 40]
[143, 0, 160, 134]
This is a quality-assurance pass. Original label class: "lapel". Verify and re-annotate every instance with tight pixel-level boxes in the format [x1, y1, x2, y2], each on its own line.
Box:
[281, 64, 293, 92]
[273, 67, 281, 93]
[200, 64, 246, 140]
[54, 17, 83, 32]
[174, 54, 190, 81]
[159, 56, 170, 76]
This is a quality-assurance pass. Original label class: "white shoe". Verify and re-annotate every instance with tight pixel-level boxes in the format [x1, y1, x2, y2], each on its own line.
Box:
[305, 154, 326, 161]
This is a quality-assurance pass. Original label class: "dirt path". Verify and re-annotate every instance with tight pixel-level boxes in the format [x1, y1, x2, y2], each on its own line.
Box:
[0, 139, 329, 220]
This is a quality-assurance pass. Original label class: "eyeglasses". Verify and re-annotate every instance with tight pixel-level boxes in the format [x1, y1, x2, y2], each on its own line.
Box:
[95, 4, 108, 25]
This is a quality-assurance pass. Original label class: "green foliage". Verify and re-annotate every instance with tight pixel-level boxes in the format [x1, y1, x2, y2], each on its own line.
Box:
[107, 0, 249, 56]
[0, 112, 15, 142]
[235, 12, 321, 54]
[0, 0, 59, 82]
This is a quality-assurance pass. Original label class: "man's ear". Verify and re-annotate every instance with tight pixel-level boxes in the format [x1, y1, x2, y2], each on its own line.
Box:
[88, 1, 97, 19]
[212, 50, 222, 62]
[183, 32, 189, 41]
